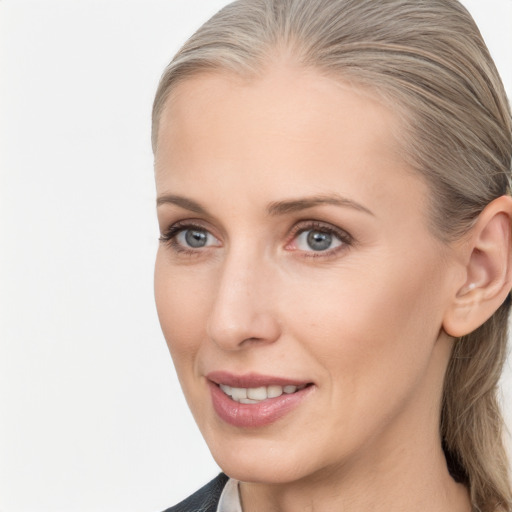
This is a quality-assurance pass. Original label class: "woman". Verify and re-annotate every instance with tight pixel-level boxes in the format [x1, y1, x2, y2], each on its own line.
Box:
[152, 0, 512, 511]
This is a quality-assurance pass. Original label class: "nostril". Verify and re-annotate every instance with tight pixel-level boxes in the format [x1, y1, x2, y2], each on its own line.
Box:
[207, 310, 281, 351]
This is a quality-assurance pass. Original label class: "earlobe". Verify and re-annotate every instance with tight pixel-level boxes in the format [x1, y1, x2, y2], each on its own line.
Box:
[443, 196, 512, 338]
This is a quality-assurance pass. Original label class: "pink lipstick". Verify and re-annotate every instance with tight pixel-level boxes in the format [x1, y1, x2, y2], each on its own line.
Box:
[207, 372, 314, 428]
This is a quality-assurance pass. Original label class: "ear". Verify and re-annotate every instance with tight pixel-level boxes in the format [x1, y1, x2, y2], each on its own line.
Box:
[443, 195, 512, 338]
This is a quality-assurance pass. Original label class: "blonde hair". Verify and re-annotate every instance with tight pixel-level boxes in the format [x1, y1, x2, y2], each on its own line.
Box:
[152, 1, 512, 510]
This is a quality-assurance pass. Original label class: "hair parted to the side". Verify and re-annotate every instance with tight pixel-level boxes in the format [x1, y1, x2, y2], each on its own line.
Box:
[152, 1, 512, 510]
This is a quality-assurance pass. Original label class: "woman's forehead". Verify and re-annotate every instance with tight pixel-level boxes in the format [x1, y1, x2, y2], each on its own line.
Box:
[154, 66, 430, 230]
[156, 66, 403, 166]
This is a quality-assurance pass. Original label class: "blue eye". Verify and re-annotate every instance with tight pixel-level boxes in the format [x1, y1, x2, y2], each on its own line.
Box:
[177, 228, 210, 248]
[295, 229, 343, 252]
[159, 224, 221, 251]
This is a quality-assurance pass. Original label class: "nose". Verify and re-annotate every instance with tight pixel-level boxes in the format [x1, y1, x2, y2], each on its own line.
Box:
[206, 249, 281, 351]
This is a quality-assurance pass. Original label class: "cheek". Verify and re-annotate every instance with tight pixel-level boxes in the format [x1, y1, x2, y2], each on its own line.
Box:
[284, 253, 446, 386]
[154, 249, 212, 365]
[277, 257, 448, 454]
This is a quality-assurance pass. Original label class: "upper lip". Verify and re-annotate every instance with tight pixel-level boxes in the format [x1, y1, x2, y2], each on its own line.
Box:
[206, 371, 312, 388]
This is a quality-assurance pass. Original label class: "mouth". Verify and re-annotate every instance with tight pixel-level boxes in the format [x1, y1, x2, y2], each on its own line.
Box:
[206, 372, 315, 428]
[218, 383, 310, 404]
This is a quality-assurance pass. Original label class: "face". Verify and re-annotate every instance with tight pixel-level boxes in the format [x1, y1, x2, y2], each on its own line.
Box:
[154, 65, 461, 485]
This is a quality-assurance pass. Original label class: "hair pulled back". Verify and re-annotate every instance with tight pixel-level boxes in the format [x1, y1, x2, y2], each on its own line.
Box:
[152, 1, 512, 510]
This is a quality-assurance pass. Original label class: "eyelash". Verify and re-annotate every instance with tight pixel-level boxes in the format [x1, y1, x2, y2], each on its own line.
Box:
[158, 221, 215, 256]
[159, 220, 353, 257]
[287, 221, 353, 258]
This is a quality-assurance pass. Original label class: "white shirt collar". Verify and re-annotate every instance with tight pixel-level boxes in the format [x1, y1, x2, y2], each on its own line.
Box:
[217, 478, 242, 512]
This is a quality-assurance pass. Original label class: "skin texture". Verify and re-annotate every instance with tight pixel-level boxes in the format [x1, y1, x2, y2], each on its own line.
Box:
[153, 64, 474, 511]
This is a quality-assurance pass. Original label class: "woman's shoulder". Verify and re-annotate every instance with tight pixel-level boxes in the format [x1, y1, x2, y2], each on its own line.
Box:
[161, 473, 230, 512]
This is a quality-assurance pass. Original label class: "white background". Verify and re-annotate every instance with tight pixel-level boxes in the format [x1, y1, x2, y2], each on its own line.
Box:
[0, 1, 511, 511]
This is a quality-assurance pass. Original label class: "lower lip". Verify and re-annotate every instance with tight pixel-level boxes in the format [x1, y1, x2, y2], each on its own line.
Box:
[208, 381, 314, 428]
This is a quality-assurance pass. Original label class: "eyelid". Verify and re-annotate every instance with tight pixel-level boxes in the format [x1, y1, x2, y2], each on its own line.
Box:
[159, 218, 353, 257]
[159, 220, 222, 251]
[285, 220, 353, 255]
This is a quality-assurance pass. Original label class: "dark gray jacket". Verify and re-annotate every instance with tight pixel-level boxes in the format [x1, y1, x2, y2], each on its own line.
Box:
[162, 473, 229, 512]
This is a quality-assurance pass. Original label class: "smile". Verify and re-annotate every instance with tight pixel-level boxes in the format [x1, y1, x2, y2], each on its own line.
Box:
[207, 372, 315, 428]
[219, 383, 308, 404]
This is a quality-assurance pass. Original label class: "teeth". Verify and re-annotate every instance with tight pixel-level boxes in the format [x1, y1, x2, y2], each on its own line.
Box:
[239, 398, 260, 404]
[219, 384, 232, 395]
[247, 386, 267, 400]
[219, 383, 307, 403]
[267, 385, 283, 398]
[230, 387, 247, 401]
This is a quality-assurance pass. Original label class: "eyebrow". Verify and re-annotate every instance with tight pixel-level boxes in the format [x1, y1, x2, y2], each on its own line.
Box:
[156, 193, 374, 217]
[156, 194, 209, 215]
[267, 194, 374, 216]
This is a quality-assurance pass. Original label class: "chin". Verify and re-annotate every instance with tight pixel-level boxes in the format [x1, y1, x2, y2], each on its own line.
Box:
[205, 431, 326, 485]
[215, 456, 303, 484]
